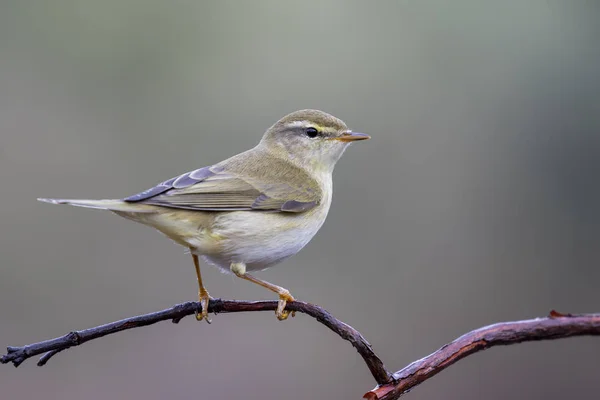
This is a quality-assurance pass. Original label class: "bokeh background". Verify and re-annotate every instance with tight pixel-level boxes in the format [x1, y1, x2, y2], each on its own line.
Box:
[1, 1, 599, 399]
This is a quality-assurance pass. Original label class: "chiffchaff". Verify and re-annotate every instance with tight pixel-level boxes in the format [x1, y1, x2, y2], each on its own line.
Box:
[39, 110, 370, 321]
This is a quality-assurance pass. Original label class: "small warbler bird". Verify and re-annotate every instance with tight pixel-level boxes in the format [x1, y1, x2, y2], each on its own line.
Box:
[39, 109, 369, 321]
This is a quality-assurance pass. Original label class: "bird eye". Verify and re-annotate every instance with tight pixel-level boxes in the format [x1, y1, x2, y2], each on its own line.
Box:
[305, 127, 319, 138]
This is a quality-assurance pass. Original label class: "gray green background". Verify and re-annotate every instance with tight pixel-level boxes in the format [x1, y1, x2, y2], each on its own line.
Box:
[1, 1, 599, 399]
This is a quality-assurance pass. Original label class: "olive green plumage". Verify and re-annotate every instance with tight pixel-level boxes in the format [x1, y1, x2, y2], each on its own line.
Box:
[38, 109, 369, 321]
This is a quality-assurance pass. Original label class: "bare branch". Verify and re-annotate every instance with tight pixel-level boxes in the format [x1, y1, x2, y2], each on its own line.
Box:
[2, 303, 599, 399]
[363, 311, 600, 400]
[1, 299, 392, 385]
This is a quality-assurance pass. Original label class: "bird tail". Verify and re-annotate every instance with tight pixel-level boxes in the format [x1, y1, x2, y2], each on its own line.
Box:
[37, 198, 156, 213]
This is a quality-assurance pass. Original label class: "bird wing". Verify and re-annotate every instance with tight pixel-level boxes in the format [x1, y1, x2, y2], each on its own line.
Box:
[123, 149, 322, 213]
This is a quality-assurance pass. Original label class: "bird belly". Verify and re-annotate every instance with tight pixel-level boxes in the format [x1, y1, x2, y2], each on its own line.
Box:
[113, 209, 223, 254]
[200, 207, 328, 272]
[114, 173, 333, 274]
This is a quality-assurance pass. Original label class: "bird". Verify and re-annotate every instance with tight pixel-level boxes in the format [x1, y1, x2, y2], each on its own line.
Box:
[39, 109, 370, 322]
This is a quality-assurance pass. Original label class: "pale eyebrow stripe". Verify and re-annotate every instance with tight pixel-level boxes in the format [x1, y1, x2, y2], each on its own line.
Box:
[285, 121, 336, 133]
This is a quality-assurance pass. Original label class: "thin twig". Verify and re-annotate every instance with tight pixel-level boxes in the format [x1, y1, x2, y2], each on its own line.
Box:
[363, 311, 600, 400]
[1, 299, 392, 385]
[3, 305, 599, 399]
[37, 349, 62, 366]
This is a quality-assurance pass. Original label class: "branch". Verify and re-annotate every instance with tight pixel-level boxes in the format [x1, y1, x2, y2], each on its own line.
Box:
[363, 311, 600, 400]
[2, 303, 599, 400]
[1, 299, 392, 385]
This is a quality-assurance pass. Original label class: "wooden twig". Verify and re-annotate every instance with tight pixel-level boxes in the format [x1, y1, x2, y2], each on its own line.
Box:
[363, 311, 600, 400]
[2, 303, 599, 399]
[0, 299, 392, 385]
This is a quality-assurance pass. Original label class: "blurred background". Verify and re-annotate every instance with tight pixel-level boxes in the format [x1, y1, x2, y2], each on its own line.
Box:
[1, 1, 599, 399]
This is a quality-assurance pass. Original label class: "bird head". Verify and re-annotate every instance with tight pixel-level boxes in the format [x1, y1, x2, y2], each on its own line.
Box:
[260, 109, 370, 172]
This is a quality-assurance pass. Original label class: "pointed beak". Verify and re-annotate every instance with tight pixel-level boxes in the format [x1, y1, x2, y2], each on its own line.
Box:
[334, 131, 371, 142]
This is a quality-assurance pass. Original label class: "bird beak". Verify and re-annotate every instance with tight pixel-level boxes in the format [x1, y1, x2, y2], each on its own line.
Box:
[334, 132, 371, 142]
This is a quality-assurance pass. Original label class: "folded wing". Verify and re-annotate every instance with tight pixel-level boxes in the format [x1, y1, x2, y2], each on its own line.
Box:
[124, 149, 322, 213]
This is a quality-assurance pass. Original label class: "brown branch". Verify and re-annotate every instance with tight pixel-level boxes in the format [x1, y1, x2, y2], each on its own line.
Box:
[363, 311, 600, 400]
[0, 299, 392, 385]
[2, 304, 599, 400]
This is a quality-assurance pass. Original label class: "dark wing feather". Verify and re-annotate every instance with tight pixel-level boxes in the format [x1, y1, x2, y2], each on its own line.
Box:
[123, 151, 322, 213]
[123, 166, 215, 202]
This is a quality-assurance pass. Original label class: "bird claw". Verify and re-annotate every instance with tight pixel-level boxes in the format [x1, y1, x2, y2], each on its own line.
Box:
[195, 290, 213, 324]
[276, 290, 296, 321]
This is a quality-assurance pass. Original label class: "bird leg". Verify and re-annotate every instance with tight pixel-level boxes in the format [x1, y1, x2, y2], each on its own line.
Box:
[191, 252, 212, 323]
[230, 262, 296, 320]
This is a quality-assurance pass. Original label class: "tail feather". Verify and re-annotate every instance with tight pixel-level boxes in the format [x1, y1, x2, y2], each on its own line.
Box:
[37, 198, 155, 212]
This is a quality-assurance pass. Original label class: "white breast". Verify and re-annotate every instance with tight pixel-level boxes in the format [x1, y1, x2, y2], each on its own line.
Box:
[201, 173, 333, 272]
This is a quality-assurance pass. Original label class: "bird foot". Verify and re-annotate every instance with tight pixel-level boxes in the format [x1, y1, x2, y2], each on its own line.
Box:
[276, 290, 296, 321]
[195, 290, 213, 324]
